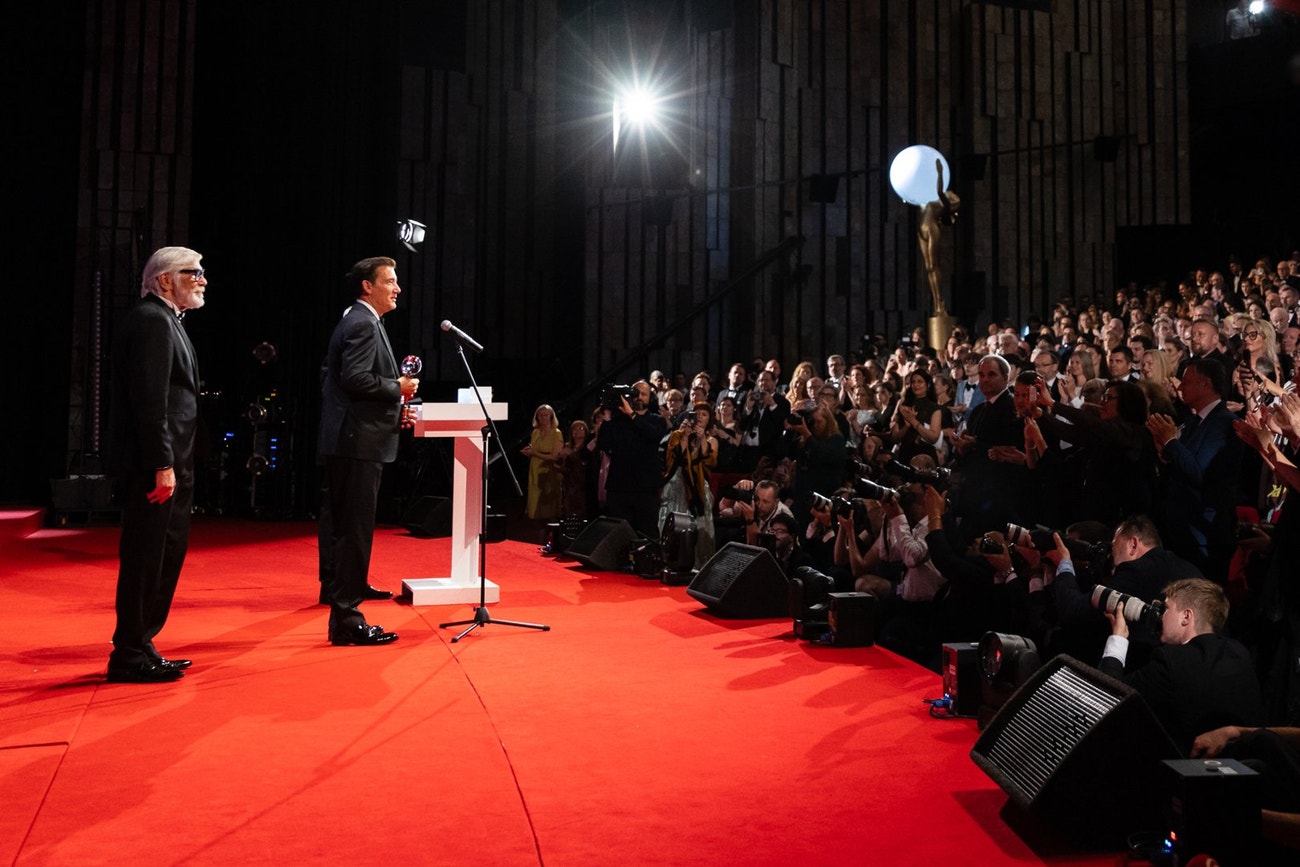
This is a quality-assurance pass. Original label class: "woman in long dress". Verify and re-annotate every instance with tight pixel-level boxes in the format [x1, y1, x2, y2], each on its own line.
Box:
[522, 404, 564, 519]
[659, 402, 718, 569]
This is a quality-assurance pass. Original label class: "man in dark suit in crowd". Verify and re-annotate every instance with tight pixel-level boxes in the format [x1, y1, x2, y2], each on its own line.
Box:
[1146, 358, 1242, 581]
[950, 354, 1026, 532]
[318, 257, 419, 646]
[736, 368, 790, 473]
[1100, 578, 1263, 755]
[598, 380, 668, 538]
[106, 247, 209, 683]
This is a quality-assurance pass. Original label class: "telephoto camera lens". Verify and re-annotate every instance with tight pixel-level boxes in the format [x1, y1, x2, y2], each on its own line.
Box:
[1090, 585, 1166, 625]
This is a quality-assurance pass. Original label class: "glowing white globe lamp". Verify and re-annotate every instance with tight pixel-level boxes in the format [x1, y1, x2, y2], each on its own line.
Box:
[889, 145, 951, 206]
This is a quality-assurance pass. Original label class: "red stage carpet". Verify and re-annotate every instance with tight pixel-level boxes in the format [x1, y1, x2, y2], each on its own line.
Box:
[1, 518, 1116, 865]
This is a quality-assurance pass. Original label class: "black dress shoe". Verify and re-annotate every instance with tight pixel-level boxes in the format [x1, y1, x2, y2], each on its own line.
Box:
[107, 661, 184, 683]
[157, 658, 192, 671]
[363, 585, 394, 600]
[329, 624, 399, 646]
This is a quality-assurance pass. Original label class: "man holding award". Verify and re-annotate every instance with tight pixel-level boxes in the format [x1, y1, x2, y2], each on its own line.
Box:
[317, 256, 419, 645]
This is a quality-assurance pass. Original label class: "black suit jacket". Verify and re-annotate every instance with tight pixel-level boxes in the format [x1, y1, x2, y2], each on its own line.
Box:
[1159, 401, 1241, 558]
[1099, 633, 1264, 755]
[317, 302, 403, 463]
[107, 293, 200, 475]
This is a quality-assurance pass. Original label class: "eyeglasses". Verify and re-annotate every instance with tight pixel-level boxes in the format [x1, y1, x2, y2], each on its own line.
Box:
[1100, 392, 1117, 403]
[178, 268, 206, 280]
[1242, 331, 1261, 340]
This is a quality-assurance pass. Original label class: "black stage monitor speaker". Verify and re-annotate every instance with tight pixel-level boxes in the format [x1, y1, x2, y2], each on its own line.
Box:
[970, 655, 1180, 843]
[402, 496, 452, 537]
[686, 543, 787, 618]
[567, 517, 637, 571]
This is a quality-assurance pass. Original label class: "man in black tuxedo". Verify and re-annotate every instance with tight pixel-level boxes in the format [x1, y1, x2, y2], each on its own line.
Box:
[950, 355, 1027, 532]
[1100, 578, 1263, 755]
[106, 247, 208, 683]
[1146, 358, 1242, 581]
[736, 369, 790, 473]
[318, 257, 419, 645]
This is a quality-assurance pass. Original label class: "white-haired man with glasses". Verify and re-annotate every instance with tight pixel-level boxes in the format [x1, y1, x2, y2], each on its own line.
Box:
[106, 247, 209, 683]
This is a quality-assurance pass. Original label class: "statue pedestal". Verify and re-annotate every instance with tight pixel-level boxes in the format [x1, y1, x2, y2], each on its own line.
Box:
[927, 312, 957, 352]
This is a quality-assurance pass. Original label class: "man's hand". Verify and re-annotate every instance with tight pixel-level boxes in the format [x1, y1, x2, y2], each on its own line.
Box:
[399, 375, 420, 400]
[922, 484, 945, 526]
[1103, 604, 1129, 639]
[1044, 531, 1071, 568]
[1190, 726, 1243, 759]
[400, 405, 418, 430]
[147, 467, 176, 504]
[1146, 413, 1178, 449]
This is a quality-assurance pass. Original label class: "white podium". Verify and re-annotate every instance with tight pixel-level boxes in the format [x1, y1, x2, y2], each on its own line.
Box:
[402, 400, 508, 606]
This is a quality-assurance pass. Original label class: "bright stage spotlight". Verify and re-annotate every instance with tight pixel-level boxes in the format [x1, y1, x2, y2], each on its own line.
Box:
[1249, 1, 1265, 14]
[612, 85, 664, 154]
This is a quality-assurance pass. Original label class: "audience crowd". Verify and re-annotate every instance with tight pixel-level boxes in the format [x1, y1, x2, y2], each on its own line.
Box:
[530, 250, 1300, 846]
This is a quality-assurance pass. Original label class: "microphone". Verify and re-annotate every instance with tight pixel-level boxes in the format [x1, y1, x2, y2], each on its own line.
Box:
[440, 319, 484, 353]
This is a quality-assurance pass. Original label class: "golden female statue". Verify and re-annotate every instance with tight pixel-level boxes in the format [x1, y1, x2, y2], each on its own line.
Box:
[917, 158, 960, 316]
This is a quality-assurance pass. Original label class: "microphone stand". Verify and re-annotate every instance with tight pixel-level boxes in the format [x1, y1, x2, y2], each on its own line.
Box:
[439, 340, 550, 642]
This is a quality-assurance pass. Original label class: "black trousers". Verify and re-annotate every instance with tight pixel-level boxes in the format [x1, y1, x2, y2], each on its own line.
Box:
[323, 456, 382, 632]
[111, 469, 193, 666]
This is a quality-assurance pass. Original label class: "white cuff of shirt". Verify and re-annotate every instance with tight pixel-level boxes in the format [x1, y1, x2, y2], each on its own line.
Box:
[1102, 634, 1130, 667]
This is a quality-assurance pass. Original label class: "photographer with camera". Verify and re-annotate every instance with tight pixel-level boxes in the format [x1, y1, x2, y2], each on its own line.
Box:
[837, 467, 947, 665]
[1100, 577, 1263, 755]
[736, 369, 791, 474]
[1046, 517, 1200, 664]
[658, 402, 718, 568]
[598, 380, 669, 539]
[721, 478, 794, 548]
[921, 484, 1038, 646]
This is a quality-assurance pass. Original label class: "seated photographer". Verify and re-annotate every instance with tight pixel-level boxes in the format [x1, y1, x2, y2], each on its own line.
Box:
[1100, 577, 1264, 755]
[720, 479, 794, 547]
[803, 490, 843, 575]
[1192, 724, 1300, 851]
[766, 512, 814, 576]
[921, 486, 1035, 644]
[1046, 519, 1185, 667]
[840, 484, 947, 666]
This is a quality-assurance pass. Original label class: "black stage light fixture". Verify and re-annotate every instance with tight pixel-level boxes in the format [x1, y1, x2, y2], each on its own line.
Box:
[397, 219, 426, 252]
[977, 631, 1042, 729]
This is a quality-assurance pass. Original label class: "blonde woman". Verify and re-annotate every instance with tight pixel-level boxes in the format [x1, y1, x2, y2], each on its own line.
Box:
[522, 404, 564, 519]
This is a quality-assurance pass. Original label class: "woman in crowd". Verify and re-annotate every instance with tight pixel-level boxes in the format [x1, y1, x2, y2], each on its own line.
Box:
[845, 383, 882, 447]
[872, 381, 899, 432]
[1061, 344, 1097, 406]
[556, 419, 592, 519]
[932, 373, 960, 460]
[660, 388, 686, 424]
[1138, 348, 1179, 417]
[522, 404, 564, 520]
[709, 395, 745, 494]
[889, 370, 944, 463]
[660, 401, 718, 568]
[786, 360, 816, 404]
[1038, 379, 1155, 526]
[787, 406, 848, 520]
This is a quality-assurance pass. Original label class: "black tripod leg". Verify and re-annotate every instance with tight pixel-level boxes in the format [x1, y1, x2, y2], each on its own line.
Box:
[484, 618, 550, 632]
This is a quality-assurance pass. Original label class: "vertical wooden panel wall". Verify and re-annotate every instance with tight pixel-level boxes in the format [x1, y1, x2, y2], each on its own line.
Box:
[68, 0, 196, 467]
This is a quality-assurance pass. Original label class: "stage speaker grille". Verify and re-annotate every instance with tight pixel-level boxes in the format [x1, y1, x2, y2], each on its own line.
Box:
[686, 542, 787, 618]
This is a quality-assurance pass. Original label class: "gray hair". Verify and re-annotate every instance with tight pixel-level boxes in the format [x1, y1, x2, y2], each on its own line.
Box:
[141, 246, 201, 298]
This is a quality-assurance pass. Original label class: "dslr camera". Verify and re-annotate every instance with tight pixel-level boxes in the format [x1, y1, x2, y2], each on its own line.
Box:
[811, 491, 854, 520]
[1004, 522, 1113, 583]
[852, 477, 901, 502]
